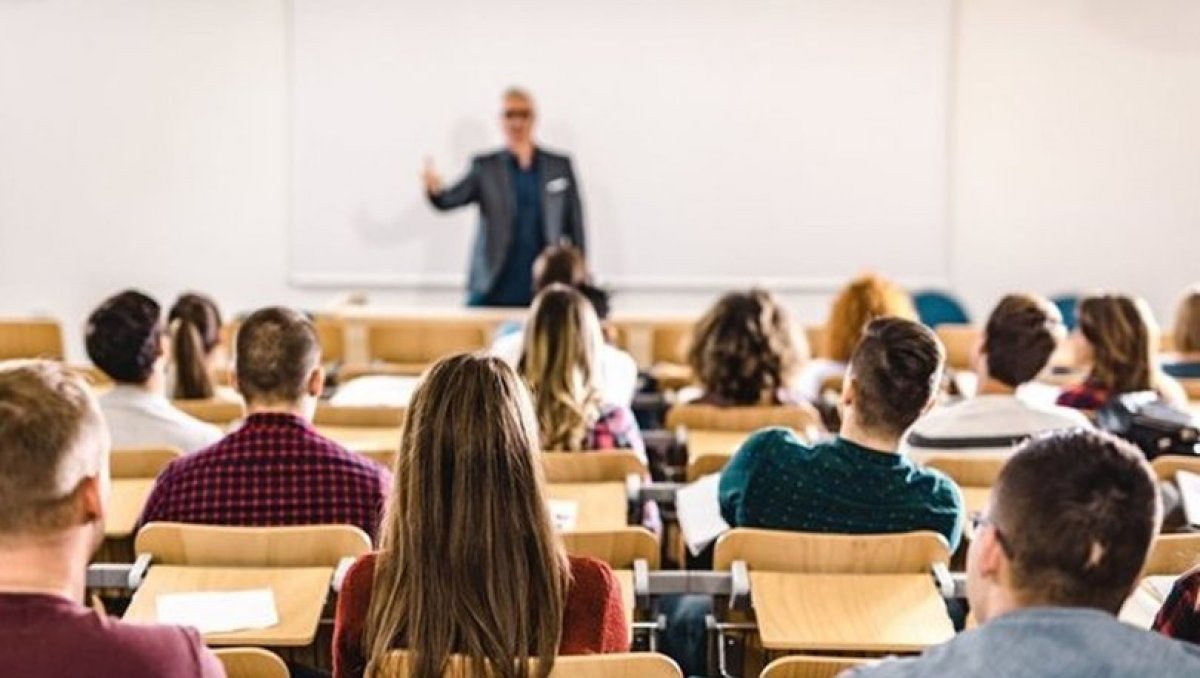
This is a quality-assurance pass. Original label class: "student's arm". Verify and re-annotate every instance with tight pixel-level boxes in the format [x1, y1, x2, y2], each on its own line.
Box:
[717, 428, 782, 526]
[562, 557, 630, 654]
[427, 158, 480, 211]
[931, 475, 966, 553]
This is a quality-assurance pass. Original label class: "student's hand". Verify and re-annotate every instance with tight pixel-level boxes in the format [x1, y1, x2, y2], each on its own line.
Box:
[421, 156, 443, 195]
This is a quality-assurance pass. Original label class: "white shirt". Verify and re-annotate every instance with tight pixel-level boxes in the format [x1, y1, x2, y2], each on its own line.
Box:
[98, 385, 223, 454]
[903, 393, 1091, 456]
[490, 331, 640, 406]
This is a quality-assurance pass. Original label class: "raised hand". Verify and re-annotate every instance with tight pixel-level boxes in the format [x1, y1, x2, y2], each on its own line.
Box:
[421, 156, 443, 195]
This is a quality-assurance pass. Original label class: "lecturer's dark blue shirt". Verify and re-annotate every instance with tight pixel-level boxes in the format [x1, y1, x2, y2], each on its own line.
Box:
[483, 151, 545, 307]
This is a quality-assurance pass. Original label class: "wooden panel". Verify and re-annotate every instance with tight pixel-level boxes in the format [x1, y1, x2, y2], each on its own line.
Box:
[761, 655, 873, 678]
[560, 527, 660, 570]
[1143, 533, 1200, 577]
[1151, 455, 1200, 481]
[367, 320, 490, 364]
[110, 447, 182, 479]
[714, 529, 950, 573]
[540, 450, 646, 483]
[666, 404, 821, 433]
[313, 404, 405, 428]
[0, 318, 64, 361]
[213, 648, 290, 678]
[934, 324, 979, 372]
[545, 483, 628, 532]
[174, 398, 243, 427]
[369, 652, 681, 678]
[105, 479, 156, 539]
[134, 523, 371, 567]
[911, 452, 1008, 488]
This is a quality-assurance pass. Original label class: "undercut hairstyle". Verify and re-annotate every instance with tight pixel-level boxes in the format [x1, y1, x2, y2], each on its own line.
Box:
[849, 317, 944, 437]
[234, 307, 321, 405]
[1173, 286, 1200, 355]
[168, 292, 224, 400]
[365, 354, 569, 678]
[992, 429, 1160, 613]
[1077, 294, 1157, 394]
[85, 290, 163, 385]
[0, 360, 103, 535]
[824, 274, 917, 362]
[983, 294, 1065, 388]
[688, 289, 803, 406]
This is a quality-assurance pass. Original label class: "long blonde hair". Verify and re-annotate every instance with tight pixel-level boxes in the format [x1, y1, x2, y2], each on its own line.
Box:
[363, 354, 570, 678]
[519, 284, 604, 451]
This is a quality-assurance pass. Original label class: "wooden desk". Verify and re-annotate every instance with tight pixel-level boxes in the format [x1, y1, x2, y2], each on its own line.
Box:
[124, 566, 333, 647]
[961, 488, 991, 516]
[105, 479, 155, 538]
[750, 572, 954, 653]
[688, 431, 750, 459]
[317, 426, 402, 452]
[545, 482, 628, 532]
[1119, 576, 1176, 630]
[614, 569, 635, 631]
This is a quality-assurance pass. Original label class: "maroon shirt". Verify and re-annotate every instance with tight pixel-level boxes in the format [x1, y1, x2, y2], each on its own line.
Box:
[0, 593, 224, 678]
[138, 413, 392, 542]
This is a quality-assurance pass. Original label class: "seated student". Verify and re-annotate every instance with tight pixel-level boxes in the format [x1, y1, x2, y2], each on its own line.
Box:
[846, 430, 1200, 677]
[682, 289, 817, 418]
[492, 245, 637, 406]
[332, 354, 627, 678]
[720, 317, 963, 550]
[519, 284, 645, 462]
[86, 290, 222, 453]
[1164, 285, 1200, 379]
[167, 292, 238, 402]
[1056, 293, 1188, 411]
[138, 306, 391, 541]
[1155, 565, 1200, 645]
[797, 273, 917, 401]
[0, 360, 223, 678]
[905, 294, 1089, 455]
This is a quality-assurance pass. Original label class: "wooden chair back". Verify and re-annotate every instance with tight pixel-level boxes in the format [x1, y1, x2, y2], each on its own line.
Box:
[804, 326, 827, 358]
[0, 318, 64, 361]
[369, 651, 681, 678]
[1143, 533, 1200, 576]
[367, 319, 491, 366]
[1150, 455, 1200, 481]
[713, 529, 950, 573]
[686, 452, 734, 481]
[110, 447, 182, 479]
[134, 523, 371, 567]
[213, 648, 290, 678]
[560, 528, 661, 570]
[540, 450, 646, 483]
[665, 403, 821, 432]
[174, 398, 243, 427]
[314, 404, 406, 428]
[911, 452, 1009, 488]
[934, 324, 980, 372]
[760, 655, 873, 678]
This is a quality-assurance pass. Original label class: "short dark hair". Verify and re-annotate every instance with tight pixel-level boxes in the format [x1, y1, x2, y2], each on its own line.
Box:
[85, 290, 163, 384]
[992, 429, 1160, 612]
[235, 307, 321, 404]
[849, 317, 944, 436]
[983, 294, 1064, 387]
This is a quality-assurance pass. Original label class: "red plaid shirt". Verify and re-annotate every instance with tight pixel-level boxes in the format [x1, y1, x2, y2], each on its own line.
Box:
[137, 413, 392, 542]
[1154, 569, 1200, 644]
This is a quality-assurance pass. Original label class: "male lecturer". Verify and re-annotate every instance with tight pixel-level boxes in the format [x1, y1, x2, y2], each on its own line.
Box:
[422, 87, 586, 307]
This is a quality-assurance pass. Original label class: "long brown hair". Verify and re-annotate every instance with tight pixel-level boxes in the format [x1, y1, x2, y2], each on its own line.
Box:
[364, 354, 569, 678]
[168, 293, 223, 399]
[687, 289, 803, 405]
[1173, 286, 1200, 356]
[518, 284, 604, 451]
[1077, 294, 1158, 394]
[823, 274, 916, 362]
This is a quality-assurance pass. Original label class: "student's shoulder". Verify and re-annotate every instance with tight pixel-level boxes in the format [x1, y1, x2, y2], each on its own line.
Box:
[566, 555, 618, 597]
[98, 618, 219, 677]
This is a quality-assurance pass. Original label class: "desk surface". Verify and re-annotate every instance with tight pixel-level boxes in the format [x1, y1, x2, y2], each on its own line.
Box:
[545, 482, 628, 532]
[688, 431, 750, 458]
[750, 572, 954, 653]
[105, 479, 155, 538]
[124, 566, 333, 647]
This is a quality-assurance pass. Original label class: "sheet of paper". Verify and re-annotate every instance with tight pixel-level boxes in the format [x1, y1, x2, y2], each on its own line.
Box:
[1145, 576, 1179, 603]
[156, 588, 280, 635]
[548, 499, 579, 532]
[676, 473, 731, 557]
[1177, 469, 1200, 528]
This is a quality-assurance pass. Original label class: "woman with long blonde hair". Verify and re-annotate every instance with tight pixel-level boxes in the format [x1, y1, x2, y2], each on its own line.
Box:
[332, 354, 628, 678]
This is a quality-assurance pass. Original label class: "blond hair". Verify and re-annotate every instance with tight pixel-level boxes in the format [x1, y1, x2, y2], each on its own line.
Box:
[823, 274, 917, 362]
[519, 285, 605, 451]
[364, 354, 569, 678]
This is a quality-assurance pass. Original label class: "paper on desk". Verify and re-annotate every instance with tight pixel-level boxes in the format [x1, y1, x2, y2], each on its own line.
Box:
[1177, 470, 1200, 528]
[1146, 576, 1179, 603]
[676, 473, 730, 557]
[156, 588, 280, 635]
[548, 499, 579, 532]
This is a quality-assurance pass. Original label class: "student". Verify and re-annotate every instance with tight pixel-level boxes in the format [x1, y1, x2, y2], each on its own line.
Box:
[137, 307, 391, 541]
[0, 360, 224, 678]
[797, 273, 917, 401]
[721, 317, 964, 550]
[86, 290, 222, 453]
[846, 430, 1200, 677]
[1155, 566, 1200, 644]
[684, 289, 816, 415]
[519, 284, 645, 461]
[492, 246, 637, 405]
[167, 292, 237, 401]
[905, 294, 1089, 455]
[1164, 286, 1200, 379]
[1056, 293, 1188, 411]
[332, 354, 627, 677]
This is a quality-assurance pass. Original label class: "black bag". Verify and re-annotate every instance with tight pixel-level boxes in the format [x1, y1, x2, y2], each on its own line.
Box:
[1096, 391, 1200, 460]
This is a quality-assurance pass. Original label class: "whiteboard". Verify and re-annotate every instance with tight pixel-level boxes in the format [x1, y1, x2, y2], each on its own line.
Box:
[289, 0, 952, 291]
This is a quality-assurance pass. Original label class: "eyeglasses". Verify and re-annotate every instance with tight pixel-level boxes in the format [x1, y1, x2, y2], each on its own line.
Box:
[969, 511, 1014, 557]
[503, 109, 533, 120]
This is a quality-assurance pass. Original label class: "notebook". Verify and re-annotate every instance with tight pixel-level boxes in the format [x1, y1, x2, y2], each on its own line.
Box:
[1178, 469, 1200, 528]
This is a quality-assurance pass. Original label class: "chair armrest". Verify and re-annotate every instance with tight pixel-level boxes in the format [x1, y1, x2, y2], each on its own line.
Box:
[931, 562, 956, 598]
[729, 560, 751, 611]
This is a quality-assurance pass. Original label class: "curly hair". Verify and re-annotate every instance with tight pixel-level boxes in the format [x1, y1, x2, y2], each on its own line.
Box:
[823, 274, 916, 362]
[687, 289, 802, 406]
[85, 290, 163, 385]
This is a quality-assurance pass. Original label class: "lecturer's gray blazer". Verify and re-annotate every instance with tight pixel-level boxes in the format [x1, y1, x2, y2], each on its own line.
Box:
[427, 147, 585, 297]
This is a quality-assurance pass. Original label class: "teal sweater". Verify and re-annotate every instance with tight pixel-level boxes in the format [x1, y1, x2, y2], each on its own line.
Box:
[719, 428, 964, 550]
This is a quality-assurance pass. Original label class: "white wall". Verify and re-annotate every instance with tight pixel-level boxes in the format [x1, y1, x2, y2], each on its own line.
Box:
[2, 0, 1198, 360]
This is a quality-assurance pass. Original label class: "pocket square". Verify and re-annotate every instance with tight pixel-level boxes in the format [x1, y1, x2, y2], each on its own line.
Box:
[546, 177, 570, 193]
